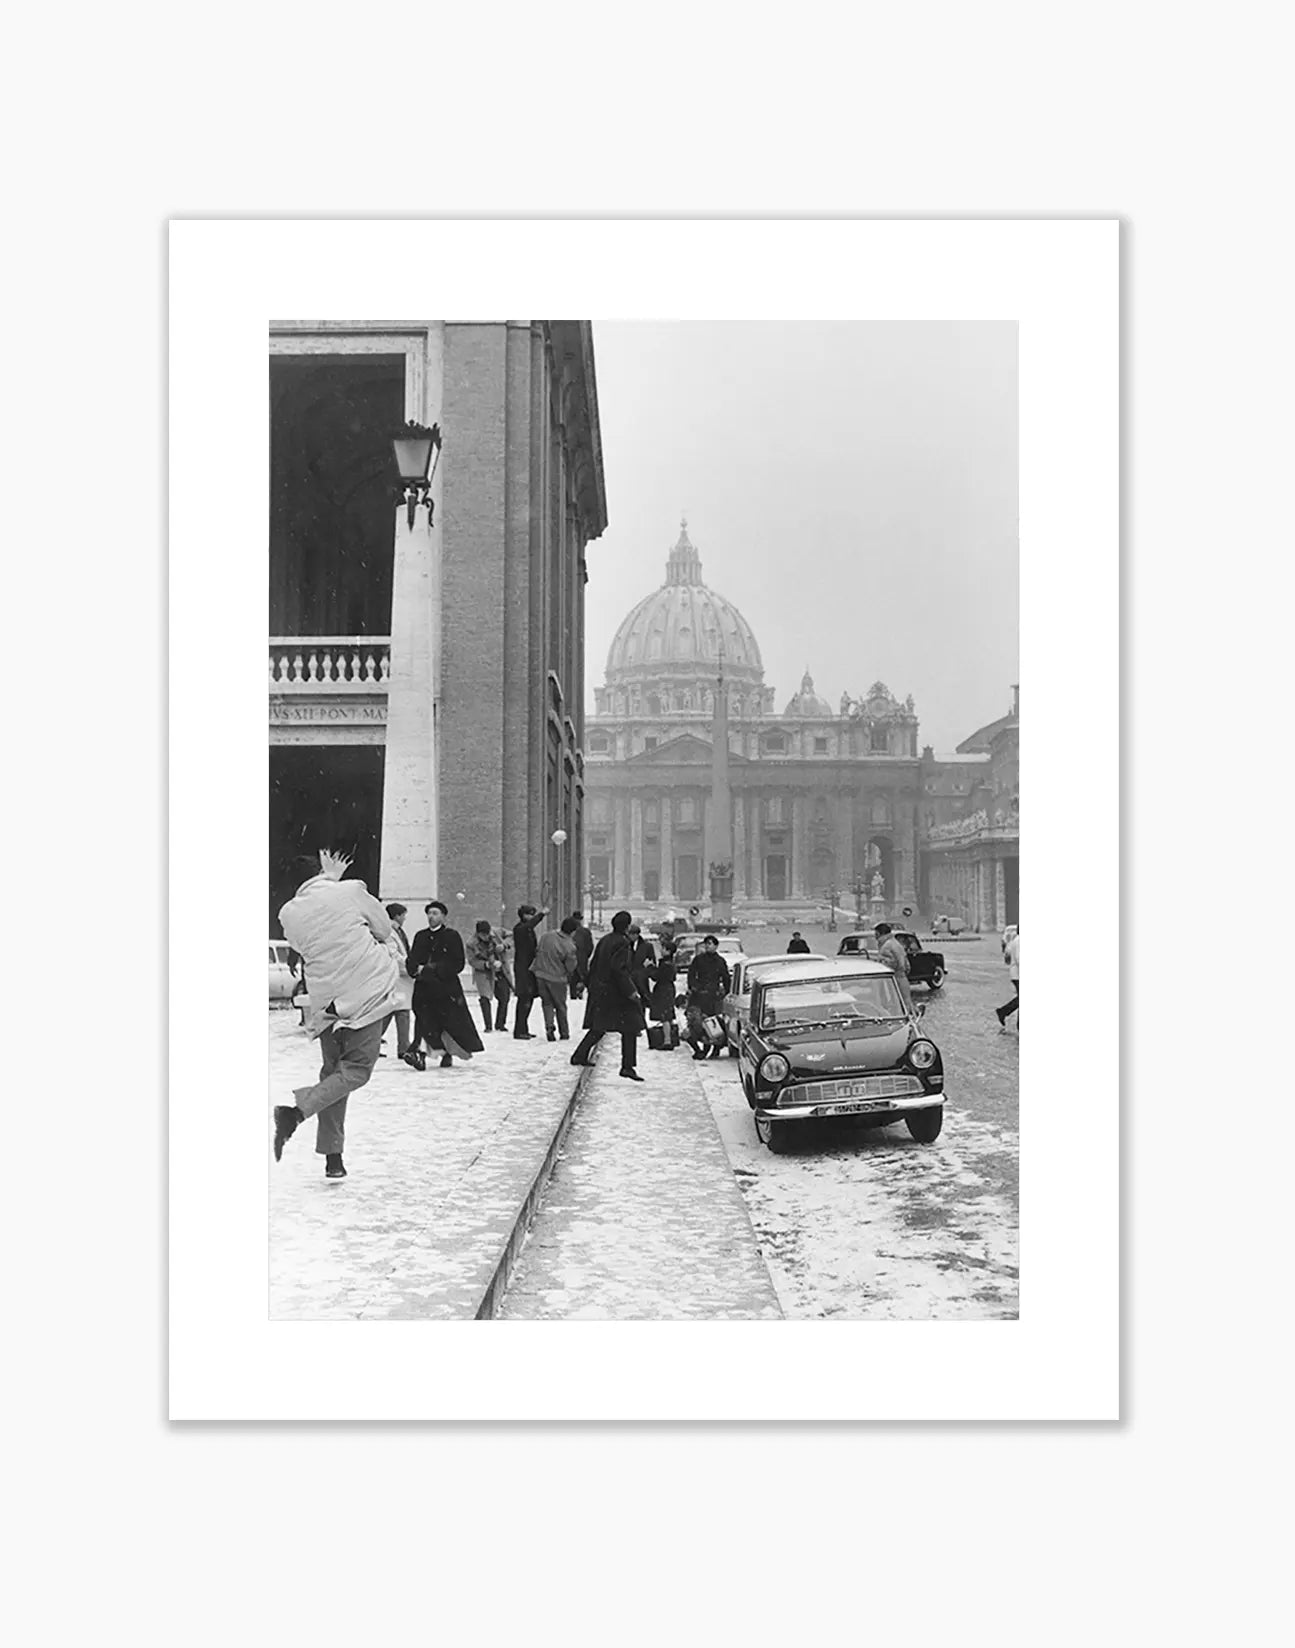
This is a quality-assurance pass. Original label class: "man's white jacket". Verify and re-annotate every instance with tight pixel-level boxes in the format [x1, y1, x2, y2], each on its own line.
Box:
[279, 875, 399, 1031]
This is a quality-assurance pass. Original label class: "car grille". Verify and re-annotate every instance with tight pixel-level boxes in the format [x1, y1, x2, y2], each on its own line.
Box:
[778, 1073, 925, 1107]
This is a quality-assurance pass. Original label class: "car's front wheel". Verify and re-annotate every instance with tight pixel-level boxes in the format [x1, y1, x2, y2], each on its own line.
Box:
[905, 1107, 944, 1144]
[927, 965, 945, 989]
[755, 1112, 795, 1153]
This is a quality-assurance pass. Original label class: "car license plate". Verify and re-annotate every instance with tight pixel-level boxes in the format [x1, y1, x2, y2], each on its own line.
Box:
[830, 1098, 890, 1115]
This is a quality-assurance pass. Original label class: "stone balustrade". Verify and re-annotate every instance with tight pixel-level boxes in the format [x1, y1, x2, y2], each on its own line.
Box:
[268, 637, 391, 692]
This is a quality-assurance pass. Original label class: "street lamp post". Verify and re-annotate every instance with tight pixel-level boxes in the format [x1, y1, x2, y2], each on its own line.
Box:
[390, 421, 442, 530]
[824, 883, 839, 932]
[852, 877, 867, 931]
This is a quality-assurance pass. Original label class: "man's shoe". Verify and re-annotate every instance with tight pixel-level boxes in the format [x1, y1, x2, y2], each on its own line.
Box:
[570, 1052, 590, 1066]
[619, 1069, 645, 1082]
[559, 1034, 570, 1042]
[402, 1049, 426, 1070]
[995, 1007, 1007, 1025]
[691, 1050, 708, 1060]
[440, 1053, 454, 1069]
[546, 1030, 557, 1042]
[272, 1105, 302, 1161]
[324, 1153, 347, 1180]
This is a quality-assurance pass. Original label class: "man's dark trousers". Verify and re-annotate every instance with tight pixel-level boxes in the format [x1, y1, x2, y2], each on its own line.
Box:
[513, 971, 536, 1036]
[571, 1027, 637, 1071]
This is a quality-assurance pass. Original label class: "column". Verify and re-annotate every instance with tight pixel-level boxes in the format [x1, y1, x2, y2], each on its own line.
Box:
[660, 795, 674, 901]
[899, 805, 919, 907]
[379, 510, 439, 902]
[835, 792, 854, 890]
[791, 793, 810, 897]
[994, 858, 1006, 932]
[732, 792, 747, 900]
[748, 795, 762, 899]
[630, 794, 644, 900]
[613, 793, 630, 898]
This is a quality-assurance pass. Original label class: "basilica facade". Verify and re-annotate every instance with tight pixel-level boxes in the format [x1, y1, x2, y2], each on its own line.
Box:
[583, 523, 929, 914]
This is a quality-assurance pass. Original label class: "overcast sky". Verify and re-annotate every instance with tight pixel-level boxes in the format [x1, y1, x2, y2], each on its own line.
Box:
[583, 321, 1018, 756]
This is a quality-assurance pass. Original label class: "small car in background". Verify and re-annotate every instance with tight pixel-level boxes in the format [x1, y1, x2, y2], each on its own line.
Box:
[268, 940, 298, 1002]
[836, 929, 946, 990]
[737, 958, 946, 1152]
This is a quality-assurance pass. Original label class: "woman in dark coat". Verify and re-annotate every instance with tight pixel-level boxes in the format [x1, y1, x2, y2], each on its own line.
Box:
[568, 910, 646, 1081]
[647, 938, 679, 1048]
[406, 900, 485, 1069]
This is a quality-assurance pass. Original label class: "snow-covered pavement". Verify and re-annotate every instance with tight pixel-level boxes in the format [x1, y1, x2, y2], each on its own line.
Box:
[268, 1011, 584, 1319]
[694, 927, 1019, 1319]
[498, 1044, 783, 1319]
[698, 1057, 1018, 1318]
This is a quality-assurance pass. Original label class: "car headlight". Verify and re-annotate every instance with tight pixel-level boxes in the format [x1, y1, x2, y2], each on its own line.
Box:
[758, 1053, 790, 1085]
[906, 1038, 938, 1071]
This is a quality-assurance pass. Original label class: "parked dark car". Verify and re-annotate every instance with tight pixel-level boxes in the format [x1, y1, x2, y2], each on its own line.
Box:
[736, 958, 946, 1152]
[836, 929, 946, 990]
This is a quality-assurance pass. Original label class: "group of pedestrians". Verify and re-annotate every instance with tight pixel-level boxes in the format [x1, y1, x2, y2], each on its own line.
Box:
[568, 919, 736, 1075]
[271, 850, 600, 1180]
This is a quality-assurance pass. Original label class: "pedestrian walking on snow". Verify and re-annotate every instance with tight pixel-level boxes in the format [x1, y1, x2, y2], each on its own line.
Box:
[381, 903, 417, 1063]
[685, 935, 731, 1059]
[996, 927, 1020, 1028]
[466, 920, 506, 1034]
[511, 902, 548, 1038]
[273, 851, 402, 1180]
[570, 910, 594, 993]
[874, 922, 915, 1014]
[407, 901, 484, 1068]
[569, 910, 646, 1080]
[532, 917, 580, 1040]
[647, 938, 680, 1048]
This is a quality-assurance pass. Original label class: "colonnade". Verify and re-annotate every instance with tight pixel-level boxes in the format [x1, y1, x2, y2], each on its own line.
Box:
[595, 788, 919, 907]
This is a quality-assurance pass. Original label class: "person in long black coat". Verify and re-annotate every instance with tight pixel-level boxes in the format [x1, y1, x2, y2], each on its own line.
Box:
[406, 900, 485, 1068]
[647, 939, 679, 1048]
[568, 910, 646, 1080]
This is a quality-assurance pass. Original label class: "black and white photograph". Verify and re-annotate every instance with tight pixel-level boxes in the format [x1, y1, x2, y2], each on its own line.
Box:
[266, 317, 1020, 1322]
[168, 217, 1119, 1423]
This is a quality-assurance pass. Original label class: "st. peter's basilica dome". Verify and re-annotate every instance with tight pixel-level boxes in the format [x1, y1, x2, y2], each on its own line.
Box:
[603, 520, 766, 695]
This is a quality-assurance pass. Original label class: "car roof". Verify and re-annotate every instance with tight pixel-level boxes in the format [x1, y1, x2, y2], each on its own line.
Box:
[755, 957, 895, 983]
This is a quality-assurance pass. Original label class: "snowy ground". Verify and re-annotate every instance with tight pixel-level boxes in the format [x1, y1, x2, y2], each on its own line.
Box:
[268, 1011, 584, 1319]
[498, 1043, 781, 1320]
[697, 926, 1019, 1318]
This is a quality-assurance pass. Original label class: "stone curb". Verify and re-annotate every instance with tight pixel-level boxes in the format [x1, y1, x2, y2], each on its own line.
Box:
[472, 1059, 597, 1320]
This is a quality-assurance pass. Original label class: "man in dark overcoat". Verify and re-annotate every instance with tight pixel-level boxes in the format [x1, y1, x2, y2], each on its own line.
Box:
[569, 910, 594, 994]
[511, 902, 548, 1038]
[685, 935, 732, 1060]
[407, 900, 485, 1068]
[568, 910, 646, 1081]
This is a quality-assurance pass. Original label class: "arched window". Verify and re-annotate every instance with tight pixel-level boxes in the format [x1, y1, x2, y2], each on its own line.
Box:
[647, 693, 661, 716]
[870, 724, 889, 752]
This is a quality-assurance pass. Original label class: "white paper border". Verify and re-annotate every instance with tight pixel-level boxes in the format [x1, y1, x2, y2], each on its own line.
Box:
[169, 219, 1118, 1420]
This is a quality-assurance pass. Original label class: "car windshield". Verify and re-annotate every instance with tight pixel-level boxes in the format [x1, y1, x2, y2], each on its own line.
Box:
[759, 974, 905, 1029]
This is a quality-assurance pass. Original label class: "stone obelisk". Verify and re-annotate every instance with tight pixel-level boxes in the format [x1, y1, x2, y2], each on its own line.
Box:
[705, 634, 735, 924]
